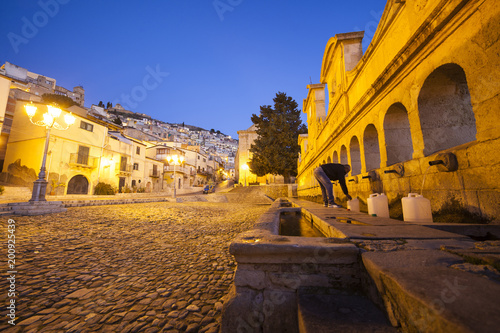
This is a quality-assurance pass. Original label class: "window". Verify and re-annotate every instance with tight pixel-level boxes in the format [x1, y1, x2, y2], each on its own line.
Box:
[153, 164, 158, 176]
[120, 156, 127, 172]
[80, 121, 94, 132]
[77, 146, 89, 165]
[131, 180, 136, 187]
[133, 163, 139, 170]
[136, 146, 140, 155]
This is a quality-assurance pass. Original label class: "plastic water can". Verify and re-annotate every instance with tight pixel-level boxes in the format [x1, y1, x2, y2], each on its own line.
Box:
[367, 193, 389, 218]
[347, 198, 360, 212]
[402, 193, 433, 223]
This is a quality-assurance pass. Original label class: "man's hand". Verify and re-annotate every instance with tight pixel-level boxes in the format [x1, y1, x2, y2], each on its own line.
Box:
[346, 194, 352, 201]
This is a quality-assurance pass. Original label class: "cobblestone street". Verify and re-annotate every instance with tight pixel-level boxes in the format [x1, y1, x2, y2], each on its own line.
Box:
[0, 201, 270, 333]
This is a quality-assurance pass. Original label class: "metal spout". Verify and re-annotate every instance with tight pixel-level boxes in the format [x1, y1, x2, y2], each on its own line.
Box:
[429, 160, 444, 166]
[362, 175, 371, 179]
[384, 170, 399, 174]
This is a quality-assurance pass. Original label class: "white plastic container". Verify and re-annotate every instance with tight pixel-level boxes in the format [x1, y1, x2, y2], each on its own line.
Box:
[347, 198, 360, 212]
[367, 193, 389, 218]
[402, 193, 433, 223]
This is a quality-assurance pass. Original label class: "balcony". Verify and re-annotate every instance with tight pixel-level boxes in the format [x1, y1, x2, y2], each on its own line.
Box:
[164, 165, 188, 174]
[69, 153, 98, 169]
[149, 170, 161, 178]
[115, 164, 132, 175]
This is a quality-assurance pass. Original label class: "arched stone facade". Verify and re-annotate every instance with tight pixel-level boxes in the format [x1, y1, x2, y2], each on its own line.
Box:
[297, 0, 500, 222]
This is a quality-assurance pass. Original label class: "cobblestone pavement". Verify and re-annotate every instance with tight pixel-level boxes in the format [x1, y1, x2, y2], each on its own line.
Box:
[0, 201, 270, 332]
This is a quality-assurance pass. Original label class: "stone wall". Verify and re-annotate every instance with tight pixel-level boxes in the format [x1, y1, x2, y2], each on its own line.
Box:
[221, 200, 361, 332]
[263, 184, 297, 200]
[297, 0, 500, 223]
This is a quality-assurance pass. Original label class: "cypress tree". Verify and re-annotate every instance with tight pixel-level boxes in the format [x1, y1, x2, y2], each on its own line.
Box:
[249, 92, 307, 182]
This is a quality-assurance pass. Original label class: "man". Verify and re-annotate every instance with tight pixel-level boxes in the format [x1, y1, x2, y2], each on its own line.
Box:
[313, 163, 352, 208]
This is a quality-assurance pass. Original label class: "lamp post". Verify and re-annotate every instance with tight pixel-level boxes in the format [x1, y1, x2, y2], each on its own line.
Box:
[241, 163, 249, 186]
[166, 154, 184, 198]
[25, 103, 75, 202]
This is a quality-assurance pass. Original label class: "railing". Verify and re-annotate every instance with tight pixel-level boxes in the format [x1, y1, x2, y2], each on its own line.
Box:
[164, 165, 189, 174]
[69, 153, 98, 169]
[115, 164, 132, 174]
[149, 170, 161, 178]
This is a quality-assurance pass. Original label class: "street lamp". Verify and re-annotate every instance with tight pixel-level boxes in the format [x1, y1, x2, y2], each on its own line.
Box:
[25, 103, 75, 202]
[241, 163, 249, 186]
[166, 154, 184, 198]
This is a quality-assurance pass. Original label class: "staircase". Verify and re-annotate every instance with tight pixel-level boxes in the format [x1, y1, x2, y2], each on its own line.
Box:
[298, 291, 397, 333]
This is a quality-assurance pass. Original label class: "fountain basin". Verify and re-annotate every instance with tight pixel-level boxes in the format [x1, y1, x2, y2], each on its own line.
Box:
[222, 199, 361, 332]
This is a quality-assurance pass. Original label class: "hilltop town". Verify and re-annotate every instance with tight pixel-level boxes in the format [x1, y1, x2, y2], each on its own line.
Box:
[0, 61, 238, 195]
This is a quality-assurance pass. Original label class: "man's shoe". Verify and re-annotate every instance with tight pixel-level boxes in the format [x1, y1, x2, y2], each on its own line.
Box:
[328, 204, 342, 208]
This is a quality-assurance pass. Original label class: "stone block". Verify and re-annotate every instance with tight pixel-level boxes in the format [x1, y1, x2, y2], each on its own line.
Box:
[466, 139, 500, 168]
[460, 166, 499, 190]
[402, 159, 422, 177]
[477, 190, 500, 223]
[221, 287, 263, 333]
[267, 272, 302, 290]
[233, 269, 266, 290]
[262, 290, 297, 333]
[297, 274, 330, 287]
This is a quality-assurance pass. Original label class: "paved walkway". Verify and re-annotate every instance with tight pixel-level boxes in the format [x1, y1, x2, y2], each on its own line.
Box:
[0, 201, 270, 332]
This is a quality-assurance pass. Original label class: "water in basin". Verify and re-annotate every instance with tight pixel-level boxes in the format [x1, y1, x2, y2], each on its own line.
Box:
[280, 211, 325, 237]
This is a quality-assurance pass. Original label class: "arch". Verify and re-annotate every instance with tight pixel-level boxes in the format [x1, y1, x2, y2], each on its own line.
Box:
[340, 145, 348, 165]
[418, 63, 476, 156]
[349, 137, 362, 175]
[332, 151, 339, 163]
[327, 156, 332, 163]
[384, 103, 413, 165]
[67, 175, 89, 194]
[364, 124, 381, 171]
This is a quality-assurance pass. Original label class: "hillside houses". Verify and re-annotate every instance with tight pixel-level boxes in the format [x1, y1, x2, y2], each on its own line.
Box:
[0, 62, 237, 196]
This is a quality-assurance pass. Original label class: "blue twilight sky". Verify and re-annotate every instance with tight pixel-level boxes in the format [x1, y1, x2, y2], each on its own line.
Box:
[1, 0, 387, 139]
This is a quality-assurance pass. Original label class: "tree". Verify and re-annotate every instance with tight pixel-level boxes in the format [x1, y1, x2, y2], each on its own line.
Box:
[42, 94, 78, 109]
[249, 92, 307, 182]
[113, 117, 123, 126]
[106, 102, 112, 109]
[98, 101, 104, 108]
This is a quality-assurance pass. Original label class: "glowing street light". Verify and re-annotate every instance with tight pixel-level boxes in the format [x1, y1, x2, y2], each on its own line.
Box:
[25, 103, 75, 202]
[166, 154, 184, 198]
[241, 163, 249, 186]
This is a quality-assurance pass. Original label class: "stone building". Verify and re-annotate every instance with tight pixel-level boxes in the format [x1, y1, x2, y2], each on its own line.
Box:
[1, 100, 164, 195]
[297, 0, 500, 222]
[236, 124, 286, 185]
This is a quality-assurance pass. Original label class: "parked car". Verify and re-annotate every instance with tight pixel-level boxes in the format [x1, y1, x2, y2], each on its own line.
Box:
[203, 184, 216, 194]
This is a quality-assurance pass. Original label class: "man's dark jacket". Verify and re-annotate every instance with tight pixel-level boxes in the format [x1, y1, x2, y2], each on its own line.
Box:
[320, 163, 349, 195]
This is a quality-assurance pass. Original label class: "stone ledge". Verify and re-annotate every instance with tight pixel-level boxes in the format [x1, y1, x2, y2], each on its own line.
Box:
[362, 249, 500, 332]
[8, 201, 67, 216]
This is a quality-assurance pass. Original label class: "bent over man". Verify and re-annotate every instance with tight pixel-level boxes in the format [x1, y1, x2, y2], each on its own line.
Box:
[313, 163, 352, 208]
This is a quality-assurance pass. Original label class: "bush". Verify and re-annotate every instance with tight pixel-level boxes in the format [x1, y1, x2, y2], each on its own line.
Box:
[94, 182, 115, 195]
[121, 185, 132, 193]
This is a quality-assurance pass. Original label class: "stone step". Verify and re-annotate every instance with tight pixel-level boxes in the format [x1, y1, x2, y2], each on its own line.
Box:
[362, 249, 500, 333]
[8, 201, 67, 216]
[0, 204, 13, 215]
[297, 291, 397, 333]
